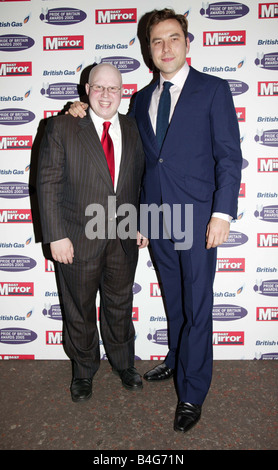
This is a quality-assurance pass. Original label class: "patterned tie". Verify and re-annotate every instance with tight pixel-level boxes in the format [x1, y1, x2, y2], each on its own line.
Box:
[101, 121, 115, 185]
[156, 81, 173, 150]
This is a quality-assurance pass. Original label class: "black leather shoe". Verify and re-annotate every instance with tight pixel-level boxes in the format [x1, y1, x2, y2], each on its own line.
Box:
[174, 402, 202, 433]
[143, 362, 174, 381]
[113, 366, 143, 390]
[70, 378, 92, 403]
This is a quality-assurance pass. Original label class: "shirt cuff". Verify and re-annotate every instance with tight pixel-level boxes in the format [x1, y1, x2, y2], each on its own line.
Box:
[211, 212, 232, 223]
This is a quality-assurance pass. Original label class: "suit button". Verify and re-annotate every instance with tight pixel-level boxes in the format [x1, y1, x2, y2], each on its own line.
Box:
[159, 158, 163, 163]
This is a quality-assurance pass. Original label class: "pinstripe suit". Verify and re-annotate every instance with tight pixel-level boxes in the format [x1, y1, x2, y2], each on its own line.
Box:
[37, 112, 145, 378]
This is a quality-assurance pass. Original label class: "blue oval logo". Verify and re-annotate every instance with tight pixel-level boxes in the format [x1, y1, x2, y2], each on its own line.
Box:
[40, 7, 87, 25]
[254, 205, 278, 223]
[0, 327, 37, 344]
[133, 282, 141, 294]
[101, 56, 140, 73]
[255, 52, 278, 71]
[0, 108, 35, 126]
[254, 129, 278, 147]
[147, 328, 168, 345]
[228, 79, 249, 96]
[0, 182, 30, 199]
[220, 231, 248, 247]
[200, 2, 249, 20]
[213, 304, 248, 321]
[42, 304, 62, 321]
[0, 255, 37, 272]
[254, 279, 278, 297]
[40, 82, 80, 100]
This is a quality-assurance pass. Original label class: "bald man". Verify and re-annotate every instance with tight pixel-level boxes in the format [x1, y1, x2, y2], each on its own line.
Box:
[37, 64, 146, 402]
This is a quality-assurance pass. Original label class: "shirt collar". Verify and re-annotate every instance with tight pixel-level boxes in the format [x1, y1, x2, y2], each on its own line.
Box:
[88, 107, 119, 131]
[159, 61, 190, 91]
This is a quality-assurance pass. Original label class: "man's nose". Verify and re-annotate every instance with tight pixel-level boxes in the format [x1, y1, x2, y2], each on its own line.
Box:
[101, 87, 109, 97]
[162, 40, 171, 53]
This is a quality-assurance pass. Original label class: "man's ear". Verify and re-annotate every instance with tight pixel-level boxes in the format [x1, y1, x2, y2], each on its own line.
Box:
[186, 37, 190, 54]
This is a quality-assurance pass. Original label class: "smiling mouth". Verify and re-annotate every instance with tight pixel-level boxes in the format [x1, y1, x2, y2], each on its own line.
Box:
[99, 101, 111, 107]
[162, 57, 175, 63]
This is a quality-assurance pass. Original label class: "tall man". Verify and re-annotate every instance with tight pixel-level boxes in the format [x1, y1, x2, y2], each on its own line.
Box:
[68, 9, 242, 432]
[37, 63, 146, 403]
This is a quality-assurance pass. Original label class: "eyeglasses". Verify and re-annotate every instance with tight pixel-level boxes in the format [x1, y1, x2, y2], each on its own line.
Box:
[88, 84, 122, 94]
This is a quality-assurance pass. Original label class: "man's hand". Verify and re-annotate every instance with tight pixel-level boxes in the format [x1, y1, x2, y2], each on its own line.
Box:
[66, 101, 88, 118]
[206, 217, 230, 249]
[137, 231, 149, 249]
[50, 238, 74, 264]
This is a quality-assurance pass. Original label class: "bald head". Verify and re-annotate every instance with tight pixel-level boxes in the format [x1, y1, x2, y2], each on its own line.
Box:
[85, 63, 123, 120]
[88, 63, 122, 87]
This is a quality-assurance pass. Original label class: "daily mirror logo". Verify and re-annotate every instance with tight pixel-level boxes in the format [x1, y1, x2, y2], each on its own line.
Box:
[258, 81, 278, 96]
[0, 62, 32, 77]
[216, 258, 245, 272]
[258, 3, 278, 18]
[256, 307, 278, 321]
[0, 135, 32, 150]
[257, 157, 278, 172]
[203, 30, 246, 46]
[257, 233, 278, 247]
[0, 209, 32, 223]
[0, 282, 34, 296]
[43, 36, 84, 51]
[95, 9, 137, 24]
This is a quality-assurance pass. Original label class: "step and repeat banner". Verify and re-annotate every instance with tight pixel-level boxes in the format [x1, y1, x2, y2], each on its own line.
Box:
[0, 0, 277, 362]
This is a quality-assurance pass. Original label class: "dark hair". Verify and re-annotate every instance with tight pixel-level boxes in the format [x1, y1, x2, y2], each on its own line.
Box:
[146, 8, 188, 45]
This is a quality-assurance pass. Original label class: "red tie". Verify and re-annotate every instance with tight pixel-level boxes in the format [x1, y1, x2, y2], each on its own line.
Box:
[101, 121, 115, 185]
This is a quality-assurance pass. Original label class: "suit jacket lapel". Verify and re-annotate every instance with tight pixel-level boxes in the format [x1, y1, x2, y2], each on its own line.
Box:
[139, 81, 158, 150]
[161, 67, 200, 149]
[167, 67, 199, 128]
[77, 113, 114, 192]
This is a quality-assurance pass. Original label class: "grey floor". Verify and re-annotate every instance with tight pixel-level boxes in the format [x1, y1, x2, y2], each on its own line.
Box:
[1, 359, 277, 453]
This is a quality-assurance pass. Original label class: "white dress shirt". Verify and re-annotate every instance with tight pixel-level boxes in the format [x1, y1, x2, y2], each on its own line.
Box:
[89, 107, 122, 190]
[149, 62, 232, 223]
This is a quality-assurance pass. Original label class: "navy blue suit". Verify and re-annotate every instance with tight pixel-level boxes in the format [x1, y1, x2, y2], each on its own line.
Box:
[131, 66, 242, 404]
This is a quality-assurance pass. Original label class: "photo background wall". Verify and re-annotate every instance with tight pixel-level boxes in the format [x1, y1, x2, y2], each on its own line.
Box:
[0, 0, 277, 362]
